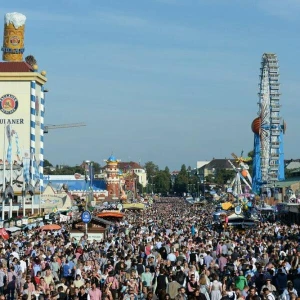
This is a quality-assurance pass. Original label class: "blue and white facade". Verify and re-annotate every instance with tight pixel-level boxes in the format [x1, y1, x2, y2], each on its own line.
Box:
[0, 67, 47, 198]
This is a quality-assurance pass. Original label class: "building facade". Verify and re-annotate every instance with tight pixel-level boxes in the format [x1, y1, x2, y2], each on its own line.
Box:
[0, 12, 47, 219]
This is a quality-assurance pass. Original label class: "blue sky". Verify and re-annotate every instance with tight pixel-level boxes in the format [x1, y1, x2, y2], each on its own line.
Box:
[3, 0, 300, 170]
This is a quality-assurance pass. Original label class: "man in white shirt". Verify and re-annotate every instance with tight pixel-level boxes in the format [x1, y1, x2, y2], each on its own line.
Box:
[20, 257, 27, 274]
[11, 248, 20, 260]
[167, 252, 177, 263]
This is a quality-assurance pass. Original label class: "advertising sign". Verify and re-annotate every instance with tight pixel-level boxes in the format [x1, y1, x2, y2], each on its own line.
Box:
[0, 82, 31, 193]
[70, 232, 103, 241]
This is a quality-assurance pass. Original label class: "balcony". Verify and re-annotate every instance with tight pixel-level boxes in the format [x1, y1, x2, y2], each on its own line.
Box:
[271, 130, 280, 136]
[271, 117, 281, 124]
[270, 85, 279, 90]
[271, 157, 279, 162]
[268, 172, 278, 179]
[270, 93, 280, 97]
[270, 165, 279, 171]
[271, 142, 280, 148]
[270, 103, 280, 107]
[271, 107, 280, 113]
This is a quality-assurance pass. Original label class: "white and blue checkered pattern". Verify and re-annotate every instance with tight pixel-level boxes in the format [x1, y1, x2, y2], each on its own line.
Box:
[7, 143, 12, 164]
[33, 155, 40, 185]
[40, 86, 45, 189]
[23, 156, 30, 183]
[15, 132, 21, 160]
[30, 81, 36, 186]
[6, 125, 12, 163]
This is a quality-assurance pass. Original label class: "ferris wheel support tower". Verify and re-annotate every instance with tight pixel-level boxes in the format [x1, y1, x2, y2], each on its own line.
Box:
[251, 53, 286, 194]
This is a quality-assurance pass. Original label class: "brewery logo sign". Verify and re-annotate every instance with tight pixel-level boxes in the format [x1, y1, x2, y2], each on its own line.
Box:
[0, 94, 19, 114]
[10, 36, 20, 46]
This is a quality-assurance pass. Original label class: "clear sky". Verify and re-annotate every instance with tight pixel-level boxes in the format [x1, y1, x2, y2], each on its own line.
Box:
[3, 0, 300, 170]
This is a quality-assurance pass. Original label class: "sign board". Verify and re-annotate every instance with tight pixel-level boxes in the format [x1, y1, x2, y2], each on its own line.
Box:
[81, 211, 92, 224]
[0, 81, 44, 193]
[70, 232, 103, 241]
[235, 206, 242, 215]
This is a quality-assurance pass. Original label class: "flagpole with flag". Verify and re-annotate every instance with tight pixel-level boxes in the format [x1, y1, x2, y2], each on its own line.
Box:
[8, 126, 13, 218]
[2, 124, 6, 221]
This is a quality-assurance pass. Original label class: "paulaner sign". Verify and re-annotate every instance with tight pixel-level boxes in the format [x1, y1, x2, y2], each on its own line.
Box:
[0, 118, 24, 124]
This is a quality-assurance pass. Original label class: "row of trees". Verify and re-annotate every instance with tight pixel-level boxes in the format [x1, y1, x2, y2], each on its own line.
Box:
[44, 160, 101, 175]
[143, 161, 234, 196]
[43, 149, 294, 196]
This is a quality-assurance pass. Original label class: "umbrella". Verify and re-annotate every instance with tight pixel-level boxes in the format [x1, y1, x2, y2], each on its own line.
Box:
[40, 224, 61, 231]
[0, 228, 9, 240]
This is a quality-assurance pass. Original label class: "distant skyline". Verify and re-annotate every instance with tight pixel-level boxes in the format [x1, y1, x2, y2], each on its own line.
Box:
[2, 0, 300, 170]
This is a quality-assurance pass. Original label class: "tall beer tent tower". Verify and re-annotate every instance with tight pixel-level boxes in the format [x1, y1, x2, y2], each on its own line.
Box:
[0, 12, 47, 217]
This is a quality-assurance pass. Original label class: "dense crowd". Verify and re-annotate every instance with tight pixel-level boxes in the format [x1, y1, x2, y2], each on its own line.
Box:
[0, 198, 300, 300]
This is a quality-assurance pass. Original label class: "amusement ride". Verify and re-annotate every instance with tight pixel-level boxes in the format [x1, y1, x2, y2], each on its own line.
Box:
[251, 53, 286, 194]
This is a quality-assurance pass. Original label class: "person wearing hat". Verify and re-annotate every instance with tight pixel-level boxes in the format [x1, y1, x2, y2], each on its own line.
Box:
[260, 279, 277, 298]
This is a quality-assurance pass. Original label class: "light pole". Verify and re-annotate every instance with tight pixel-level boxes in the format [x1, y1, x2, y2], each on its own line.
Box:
[201, 179, 206, 198]
[151, 175, 155, 194]
[84, 160, 92, 235]
[197, 182, 200, 198]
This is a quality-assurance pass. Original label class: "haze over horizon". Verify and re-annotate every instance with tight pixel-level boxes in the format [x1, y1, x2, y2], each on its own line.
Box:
[3, 0, 300, 171]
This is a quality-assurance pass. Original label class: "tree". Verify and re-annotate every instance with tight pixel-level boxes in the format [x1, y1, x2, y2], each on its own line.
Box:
[144, 161, 159, 181]
[153, 170, 171, 195]
[215, 169, 235, 185]
[285, 168, 293, 179]
[44, 159, 53, 168]
[91, 162, 101, 173]
[205, 174, 215, 183]
[173, 164, 189, 195]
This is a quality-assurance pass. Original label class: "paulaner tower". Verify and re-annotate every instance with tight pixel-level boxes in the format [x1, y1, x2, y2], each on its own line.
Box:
[0, 12, 47, 218]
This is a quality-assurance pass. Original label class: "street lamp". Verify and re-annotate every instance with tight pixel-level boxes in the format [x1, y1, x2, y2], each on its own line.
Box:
[84, 160, 93, 234]
[197, 182, 200, 198]
[201, 179, 206, 198]
[151, 175, 155, 194]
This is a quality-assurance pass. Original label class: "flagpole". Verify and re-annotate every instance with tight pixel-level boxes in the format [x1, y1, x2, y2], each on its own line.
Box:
[9, 126, 13, 218]
[30, 150, 34, 215]
[2, 124, 6, 221]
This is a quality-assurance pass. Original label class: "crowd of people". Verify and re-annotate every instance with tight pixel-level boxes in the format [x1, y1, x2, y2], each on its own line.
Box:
[0, 198, 300, 300]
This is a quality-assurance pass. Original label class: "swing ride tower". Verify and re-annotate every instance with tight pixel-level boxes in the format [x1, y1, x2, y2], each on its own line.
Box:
[251, 53, 285, 194]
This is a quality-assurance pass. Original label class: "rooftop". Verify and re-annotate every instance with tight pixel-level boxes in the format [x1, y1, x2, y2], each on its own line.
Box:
[275, 177, 300, 188]
[204, 159, 237, 169]
[0, 61, 33, 72]
[118, 161, 143, 170]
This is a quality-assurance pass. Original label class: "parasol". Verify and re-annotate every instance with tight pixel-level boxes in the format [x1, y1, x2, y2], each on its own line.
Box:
[40, 224, 61, 231]
[0, 228, 9, 240]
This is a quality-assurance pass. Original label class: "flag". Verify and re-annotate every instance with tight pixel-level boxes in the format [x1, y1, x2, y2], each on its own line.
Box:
[23, 150, 30, 183]
[6, 125, 12, 164]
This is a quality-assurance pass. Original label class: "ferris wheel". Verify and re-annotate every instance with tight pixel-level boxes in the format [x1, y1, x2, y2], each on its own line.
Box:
[251, 53, 286, 194]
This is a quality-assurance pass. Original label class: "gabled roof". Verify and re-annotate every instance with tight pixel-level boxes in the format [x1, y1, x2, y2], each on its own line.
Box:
[118, 161, 143, 170]
[286, 161, 300, 170]
[204, 159, 237, 169]
[0, 61, 33, 72]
